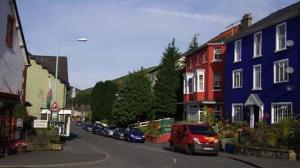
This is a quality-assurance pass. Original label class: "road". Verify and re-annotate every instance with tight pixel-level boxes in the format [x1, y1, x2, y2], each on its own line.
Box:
[71, 123, 255, 168]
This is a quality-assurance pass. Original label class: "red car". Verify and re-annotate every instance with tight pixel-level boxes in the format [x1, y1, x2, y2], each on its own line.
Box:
[169, 123, 220, 155]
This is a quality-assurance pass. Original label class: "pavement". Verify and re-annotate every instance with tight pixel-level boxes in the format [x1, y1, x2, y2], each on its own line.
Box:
[0, 124, 299, 168]
[0, 134, 108, 167]
[143, 142, 300, 168]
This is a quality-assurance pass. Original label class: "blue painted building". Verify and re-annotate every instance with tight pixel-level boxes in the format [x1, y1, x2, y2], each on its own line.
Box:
[225, 2, 300, 127]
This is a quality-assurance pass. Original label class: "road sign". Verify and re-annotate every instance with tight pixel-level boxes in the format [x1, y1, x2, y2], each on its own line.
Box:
[34, 120, 48, 128]
[51, 102, 60, 112]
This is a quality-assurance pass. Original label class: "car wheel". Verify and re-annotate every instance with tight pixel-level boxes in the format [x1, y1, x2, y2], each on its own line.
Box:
[127, 137, 131, 142]
[170, 142, 176, 152]
[186, 145, 193, 155]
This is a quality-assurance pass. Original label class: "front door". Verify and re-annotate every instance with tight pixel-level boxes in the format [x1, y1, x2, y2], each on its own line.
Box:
[250, 105, 262, 128]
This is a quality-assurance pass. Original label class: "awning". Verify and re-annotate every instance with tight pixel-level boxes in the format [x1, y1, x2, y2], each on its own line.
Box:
[244, 94, 264, 106]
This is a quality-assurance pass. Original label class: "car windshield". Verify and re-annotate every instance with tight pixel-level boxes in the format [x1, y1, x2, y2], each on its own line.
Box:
[131, 128, 142, 134]
[108, 126, 116, 129]
[188, 125, 215, 136]
[119, 128, 125, 132]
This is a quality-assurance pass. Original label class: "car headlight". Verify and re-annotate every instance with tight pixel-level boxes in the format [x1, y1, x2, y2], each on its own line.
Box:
[193, 137, 201, 144]
[130, 134, 134, 137]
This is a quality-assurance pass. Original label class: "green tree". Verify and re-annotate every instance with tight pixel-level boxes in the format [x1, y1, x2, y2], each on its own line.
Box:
[90, 80, 118, 121]
[187, 34, 199, 52]
[153, 39, 181, 118]
[112, 68, 154, 126]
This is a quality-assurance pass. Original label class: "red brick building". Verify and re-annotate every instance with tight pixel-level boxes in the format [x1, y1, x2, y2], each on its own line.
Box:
[183, 26, 240, 122]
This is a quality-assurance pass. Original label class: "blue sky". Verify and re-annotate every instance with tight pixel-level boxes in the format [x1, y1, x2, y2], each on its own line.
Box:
[16, 0, 298, 89]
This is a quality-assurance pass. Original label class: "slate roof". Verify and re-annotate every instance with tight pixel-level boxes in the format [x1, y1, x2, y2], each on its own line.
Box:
[13, 0, 30, 65]
[182, 25, 241, 57]
[226, 1, 300, 43]
[30, 55, 69, 85]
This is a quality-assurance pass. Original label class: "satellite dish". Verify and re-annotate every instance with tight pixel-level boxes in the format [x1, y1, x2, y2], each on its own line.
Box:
[286, 67, 294, 74]
[286, 40, 294, 47]
[286, 85, 294, 91]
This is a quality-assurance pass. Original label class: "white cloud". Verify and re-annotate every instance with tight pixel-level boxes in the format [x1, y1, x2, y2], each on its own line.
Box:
[137, 7, 234, 24]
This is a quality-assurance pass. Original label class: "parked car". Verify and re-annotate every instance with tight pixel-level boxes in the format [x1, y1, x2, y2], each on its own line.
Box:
[113, 128, 126, 140]
[169, 123, 220, 155]
[103, 125, 117, 137]
[124, 127, 145, 143]
[75, 120, 82, 126]
[84, 123, 93, 132]
[92, 123, 104, 135]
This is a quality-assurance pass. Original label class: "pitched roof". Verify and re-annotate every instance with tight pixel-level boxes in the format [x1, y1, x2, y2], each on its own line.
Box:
[30, 55, 69, 85]
[182, 25, 241, 57]
[13, 0, 30, 65]
[227, 1, 300, 42]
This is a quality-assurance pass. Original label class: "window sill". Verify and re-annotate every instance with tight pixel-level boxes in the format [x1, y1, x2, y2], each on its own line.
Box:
[253, 55, 262, 58]
[274, 80, 289, 84]
[212, 89, 222, 91]
[212, 59, 222, 63]
[233, 87, 243, 89]
[233, 60, 241, 63]
[252, 88, 262, 91]
[274, 48, 287, 53]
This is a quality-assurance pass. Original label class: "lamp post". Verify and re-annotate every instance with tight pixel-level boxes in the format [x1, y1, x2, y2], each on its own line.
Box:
[54, 38, 88, 104]
[51, 38, 87, 127]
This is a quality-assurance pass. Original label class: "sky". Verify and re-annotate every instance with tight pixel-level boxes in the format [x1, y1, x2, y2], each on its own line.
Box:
[16, 0, 299, 90]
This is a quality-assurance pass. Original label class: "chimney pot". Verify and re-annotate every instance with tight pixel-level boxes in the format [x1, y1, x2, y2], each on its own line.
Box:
[241, 13, 252, 30]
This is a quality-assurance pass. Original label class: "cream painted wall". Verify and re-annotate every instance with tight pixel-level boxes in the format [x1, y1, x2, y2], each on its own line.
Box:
[0, 0, 28, 96]
[26, 59, 67, 119]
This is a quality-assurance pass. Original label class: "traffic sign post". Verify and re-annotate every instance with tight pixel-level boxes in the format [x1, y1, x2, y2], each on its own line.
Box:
[50, 102, 60, 126]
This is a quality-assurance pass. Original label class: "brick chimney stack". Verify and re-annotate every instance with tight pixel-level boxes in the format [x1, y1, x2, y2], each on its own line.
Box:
[241, 13, 252, 30]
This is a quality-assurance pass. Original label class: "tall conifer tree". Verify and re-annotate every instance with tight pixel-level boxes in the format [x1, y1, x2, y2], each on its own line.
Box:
[153, 39, 181, 118]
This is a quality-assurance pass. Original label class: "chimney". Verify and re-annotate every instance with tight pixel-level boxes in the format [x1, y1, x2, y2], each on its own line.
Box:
[241, 13, 252, 30]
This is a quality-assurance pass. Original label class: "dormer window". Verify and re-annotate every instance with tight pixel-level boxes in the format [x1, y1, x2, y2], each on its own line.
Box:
[6, 15, 15, 48]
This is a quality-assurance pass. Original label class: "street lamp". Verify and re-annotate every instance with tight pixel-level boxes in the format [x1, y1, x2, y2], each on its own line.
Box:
[54, 38, 88, 105]
[51, 38, 87, 127]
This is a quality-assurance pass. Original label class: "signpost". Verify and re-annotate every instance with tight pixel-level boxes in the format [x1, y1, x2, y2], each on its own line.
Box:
[34, 120, 48, 128]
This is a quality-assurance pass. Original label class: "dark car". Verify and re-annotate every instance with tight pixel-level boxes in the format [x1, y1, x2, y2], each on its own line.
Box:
[92, 123, 104, 135]
[124, 127, 145, 143]
[85, 124, 93, 132]
[112, 128, 126, 140]
[75, 121, 82, 126]
[103, 125, 117, 137]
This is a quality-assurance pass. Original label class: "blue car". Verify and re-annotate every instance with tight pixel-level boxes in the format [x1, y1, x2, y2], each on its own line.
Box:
[124, 128, 145, 143]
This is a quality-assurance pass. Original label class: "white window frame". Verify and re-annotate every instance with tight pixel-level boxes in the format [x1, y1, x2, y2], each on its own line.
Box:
[185, 73, 193, 94]
[253, 64, 262, 90]
[275, 22, 287, 52]
[232, 69, 243, 89]
[253, 31, 262, 58]
[214, 72, 222, 90]
[271, 102, 293, 124]
[232, 103, 243, 122]
[188, 78, 193, 93]
[273, 59, 289, 83]
[213, 48, 222, 61]
[234, 40, 242, 63]
[197, 70, 205, 92]
[203, 50, 207, 64]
